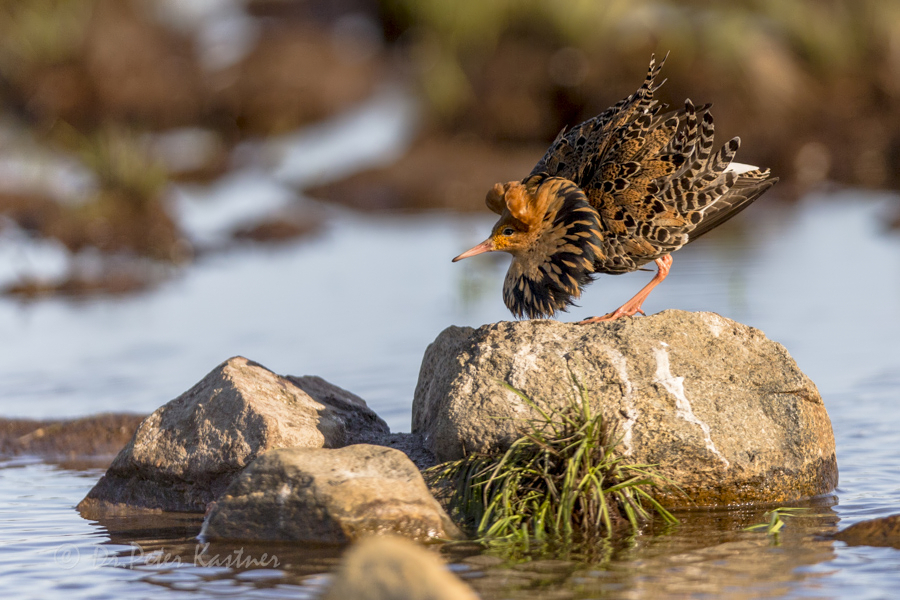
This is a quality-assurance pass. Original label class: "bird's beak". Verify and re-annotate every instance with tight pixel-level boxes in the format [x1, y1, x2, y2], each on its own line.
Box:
[452, 239, 494, 262]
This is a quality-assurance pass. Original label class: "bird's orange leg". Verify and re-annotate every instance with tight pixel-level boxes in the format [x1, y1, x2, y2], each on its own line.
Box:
[579, 254, 673, 324]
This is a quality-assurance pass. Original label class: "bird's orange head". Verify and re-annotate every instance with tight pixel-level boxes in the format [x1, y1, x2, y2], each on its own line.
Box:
[453, 175, 604, 319]
[451, 180, 545, 260]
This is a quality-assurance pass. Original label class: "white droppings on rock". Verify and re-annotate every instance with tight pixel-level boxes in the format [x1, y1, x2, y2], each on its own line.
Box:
[502, 386, 530, 417]
[277, 482, 291, 504]
[603, 347, 638, 456]
[653, 345, 730, 468]
[705, 313, 726, 338]
[510, 343, 540, 388]
[459, 372, 474, 397]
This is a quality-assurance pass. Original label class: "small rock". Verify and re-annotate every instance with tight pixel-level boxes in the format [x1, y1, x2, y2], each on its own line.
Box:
[412, 311, 837, 507]
[834, 515, 900, 548]
[201, 445, 462, 543]
[79, 357, 388, 514]
[0, 413, 144, 462]
[323, 535, 479, 600]
[231, 215, 321, 244]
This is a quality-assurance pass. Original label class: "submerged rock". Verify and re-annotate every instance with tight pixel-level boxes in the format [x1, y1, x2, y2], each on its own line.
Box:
[833, 515, 900, 548]
[413, 310, 837, 507]
[201, 445, 462, 543]
[323, 535, 479, 600]
[79, 357, 388, 514]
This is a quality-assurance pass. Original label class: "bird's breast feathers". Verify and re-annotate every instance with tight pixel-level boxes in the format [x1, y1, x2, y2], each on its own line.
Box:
[502, 178, 603, 319]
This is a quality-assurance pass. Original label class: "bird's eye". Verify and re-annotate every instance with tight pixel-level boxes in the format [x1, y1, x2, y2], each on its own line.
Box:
[502, 227, 515, 236]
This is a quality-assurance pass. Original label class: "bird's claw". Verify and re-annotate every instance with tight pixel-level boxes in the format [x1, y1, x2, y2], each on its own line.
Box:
[577, 306, 645, 324]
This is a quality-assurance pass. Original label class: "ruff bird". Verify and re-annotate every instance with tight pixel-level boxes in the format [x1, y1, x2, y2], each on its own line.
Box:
[452, 55, 777, 322]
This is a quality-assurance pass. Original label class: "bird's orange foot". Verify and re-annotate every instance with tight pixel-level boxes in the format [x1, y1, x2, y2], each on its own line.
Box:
[578, 305, 646, 324]
[578, 255, 672, 325]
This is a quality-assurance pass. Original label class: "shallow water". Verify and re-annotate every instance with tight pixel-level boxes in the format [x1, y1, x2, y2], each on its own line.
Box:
[2, 189, 900, 598]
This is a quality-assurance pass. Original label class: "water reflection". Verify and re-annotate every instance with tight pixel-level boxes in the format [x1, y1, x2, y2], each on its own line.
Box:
[446, 501, 841, 599]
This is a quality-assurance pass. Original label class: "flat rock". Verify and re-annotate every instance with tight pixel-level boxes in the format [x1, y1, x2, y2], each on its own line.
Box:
[412, 310, 837, 507]
[79, 356, 388, 514]
[833, 515, 900, 548]
[201, 445, 462, 543]
[323, 535, 479, 600]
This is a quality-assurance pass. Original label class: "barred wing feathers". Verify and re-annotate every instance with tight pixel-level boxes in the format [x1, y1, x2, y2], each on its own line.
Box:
[528, 55, 777, 275]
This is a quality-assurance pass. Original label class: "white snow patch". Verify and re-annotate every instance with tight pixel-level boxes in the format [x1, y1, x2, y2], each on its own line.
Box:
[653, 346, 730, 467]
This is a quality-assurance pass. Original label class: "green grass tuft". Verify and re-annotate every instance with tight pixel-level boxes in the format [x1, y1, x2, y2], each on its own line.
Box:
[743, 507, 827, 545]
[429, 376, 678, 547]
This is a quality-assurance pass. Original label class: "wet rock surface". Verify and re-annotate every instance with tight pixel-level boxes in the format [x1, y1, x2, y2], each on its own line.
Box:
[79, 356, 388, 514]
[201, 445, 462, 543]
[833, 515, 900, 549]
[413, 310, 837, 507]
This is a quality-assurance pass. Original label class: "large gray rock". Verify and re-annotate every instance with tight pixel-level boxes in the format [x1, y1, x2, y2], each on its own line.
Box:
[413, 310, 836, 507]
[201, 445, 463, 543]
[323, 535, 479, 600]
[79, 356, 388, 514]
